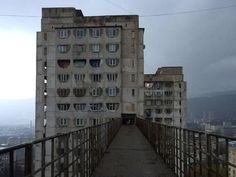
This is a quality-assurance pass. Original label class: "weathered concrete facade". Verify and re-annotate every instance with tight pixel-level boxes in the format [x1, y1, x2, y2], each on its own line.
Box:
[144, 67, 186, 127]
[36, 8, 144, 138]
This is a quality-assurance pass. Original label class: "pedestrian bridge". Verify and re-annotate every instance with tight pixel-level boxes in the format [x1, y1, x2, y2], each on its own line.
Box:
[0, 118, 235, 177]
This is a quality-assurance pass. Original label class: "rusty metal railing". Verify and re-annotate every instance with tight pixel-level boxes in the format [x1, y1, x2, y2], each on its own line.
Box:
[0, 118, 121, 177]
[136, 118, 236, 177]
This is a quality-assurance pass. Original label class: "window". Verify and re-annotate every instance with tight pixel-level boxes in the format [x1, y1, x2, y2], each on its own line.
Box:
[107, 73, 118, 81]
[165, 91, 173, 96]
[57, 45, 70, 53]
[179, 100, 182, 105]
[106, 44, 119, 53]
[44, 47, 47, 56]
[90, 103, 103, 111]
[164, 100, 173, 105]
[73, 59, 86, 68]
[57, 88, 70, 97]
[164, 117, 172, 124]
[131, 74, 135, 82]
[144, 82, 153, 89]
[90, 44, 100, 53]
[106, 58, 119, 67]
[44, 33, 47, 41]
[132, 89, 135, 96]
[74, 103, 86, 111]
[57, 104, 70, 111]
[59, 118, 68, 126]
[58, 74, 69, 83]
[73, 88, 86, 97]
[144, 91, 152, 97]
[90, 28, 102, 37]
[73, 44, 86, 54]
[90, 74, 102, 82]
[154, 91, 162, 97]
[75, 118, 84, 127]
[165, 82, 173, 88]
[106, 28, 119, 38]
[165, 109, 172, 114]
[75, 28, 86, 38]
[91, 87, 103, 97]
[57, 60, 70, 68]
[179, 109, 182, 114]
[74, 74, 85, 81]
[44, 62, 47, 70]
[89, 59, 101, 67]
[106, 103, 119, 111]
[154, 82, 161, 89]
[107, 87, 118, 97]
[155, 100, 162, 106]
[156, 109, 162, 114]
[145, 109, 152, 117]
[57, 29, 70, 39]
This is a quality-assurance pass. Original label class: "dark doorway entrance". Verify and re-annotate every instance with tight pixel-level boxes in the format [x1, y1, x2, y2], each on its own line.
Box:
[121, 114, 136, 125]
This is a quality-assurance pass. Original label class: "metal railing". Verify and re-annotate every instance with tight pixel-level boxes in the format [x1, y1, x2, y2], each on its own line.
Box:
[136, 118, 236, 177]
[0, 118, 122, 177]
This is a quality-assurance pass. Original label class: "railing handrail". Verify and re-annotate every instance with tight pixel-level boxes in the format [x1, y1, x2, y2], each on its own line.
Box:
[0, 119, 119, 155]
[136, 117, 236, 177]
[0, 118, 122, 177]
[137, 117, 236, 140]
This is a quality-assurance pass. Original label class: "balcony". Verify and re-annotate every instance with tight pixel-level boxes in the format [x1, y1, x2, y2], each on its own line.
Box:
[0, 118, 236, 177]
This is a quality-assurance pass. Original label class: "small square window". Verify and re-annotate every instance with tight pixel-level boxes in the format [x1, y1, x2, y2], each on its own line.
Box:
[57, 29, 70, 39]
[107, 87, 118, 97]
[106, 58, 119, 67]
[106, 28, 119, 38]
[75, 118, 84, 127]
[90, 28, 102, 37]
[76, 28, 86, 38]
[91, 44, 100, 53]
[106, 44, 119, 53]
[59, 118, 68, 127]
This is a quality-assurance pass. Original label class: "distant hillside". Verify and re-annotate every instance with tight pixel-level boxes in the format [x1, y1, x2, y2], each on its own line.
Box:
[0, 98, 35, 125]
[188, 91, 236, 122]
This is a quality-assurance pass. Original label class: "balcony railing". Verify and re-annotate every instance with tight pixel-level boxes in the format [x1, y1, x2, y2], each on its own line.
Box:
[136, 118, 236, 177]
[0, 119, 121, 177]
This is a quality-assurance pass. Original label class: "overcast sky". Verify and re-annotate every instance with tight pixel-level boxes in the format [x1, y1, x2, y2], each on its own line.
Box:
[0, 0, 236, 99]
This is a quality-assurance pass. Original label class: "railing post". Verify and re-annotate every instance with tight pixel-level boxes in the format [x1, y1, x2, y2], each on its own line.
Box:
[207, 134, 212, 177]
[9, 150, 14, 177]
[64, 134, 69, 177]
[41, 140, 46, 177]
[25, 144, 33, 176]
[225, 138, 229, 177]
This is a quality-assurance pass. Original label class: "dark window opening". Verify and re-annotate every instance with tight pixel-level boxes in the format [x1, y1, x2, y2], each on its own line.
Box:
[89, 59, 101, 67]
[57, 60, 70, 68]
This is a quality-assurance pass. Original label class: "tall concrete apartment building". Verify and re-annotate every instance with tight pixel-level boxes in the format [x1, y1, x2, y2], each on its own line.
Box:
[144, 67, 186, 127]
[36, 8, 144, 138]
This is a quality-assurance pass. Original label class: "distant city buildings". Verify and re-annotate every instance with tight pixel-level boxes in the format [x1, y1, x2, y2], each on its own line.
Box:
[144, 67, 187, 127]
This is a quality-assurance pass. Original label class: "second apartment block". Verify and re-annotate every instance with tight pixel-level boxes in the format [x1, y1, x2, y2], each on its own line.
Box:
[144, 67, 187, 127]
